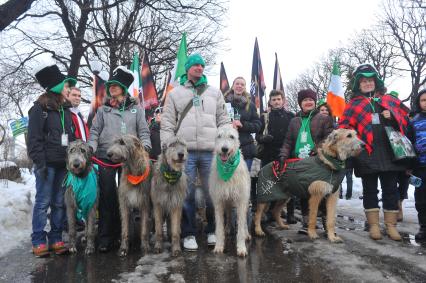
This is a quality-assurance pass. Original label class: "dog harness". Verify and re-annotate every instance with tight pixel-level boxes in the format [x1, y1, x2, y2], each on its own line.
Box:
[63, 165, 98, 221]
[126, 160, 152, 185]
[160, 163, 182, 185]
[216, 150, 241, 182]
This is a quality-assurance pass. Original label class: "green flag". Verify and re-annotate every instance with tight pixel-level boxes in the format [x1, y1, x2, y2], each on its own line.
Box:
[174, 33, 188, 80]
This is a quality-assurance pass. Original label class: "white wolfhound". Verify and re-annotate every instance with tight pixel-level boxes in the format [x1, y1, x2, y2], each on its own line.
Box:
[209, 126, 251, 257]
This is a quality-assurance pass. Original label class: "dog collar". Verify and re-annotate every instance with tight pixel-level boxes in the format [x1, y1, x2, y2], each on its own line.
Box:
[126, 160, 151, 185]
[322, 153, 345, 170]
[216, 150, 241, 182]
[160, 163, 182, 185]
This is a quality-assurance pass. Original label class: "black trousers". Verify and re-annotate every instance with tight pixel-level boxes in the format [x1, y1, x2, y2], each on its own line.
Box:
[97, 163, 121, 247]
[361, 171, 399, 211]
[414, 168, 426, 226]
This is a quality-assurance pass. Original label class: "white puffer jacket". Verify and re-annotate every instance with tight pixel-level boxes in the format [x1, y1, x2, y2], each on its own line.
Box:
[161, 80, 230, 151]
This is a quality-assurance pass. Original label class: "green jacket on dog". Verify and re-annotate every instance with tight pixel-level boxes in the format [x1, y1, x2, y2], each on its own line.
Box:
[257, 156, 345, 203]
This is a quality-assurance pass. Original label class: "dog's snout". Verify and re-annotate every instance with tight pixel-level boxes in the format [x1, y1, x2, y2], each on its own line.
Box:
[178, 152, 184, 159]
[107, 152, 113, 158]
[73, 161, 80, 168]
[221, 147, 228, 153]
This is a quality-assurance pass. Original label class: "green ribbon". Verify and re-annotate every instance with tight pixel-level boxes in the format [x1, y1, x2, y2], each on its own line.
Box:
[216, 150, 241, 182]
[160, 163, 182, 185]
[63, 165, 98, 221]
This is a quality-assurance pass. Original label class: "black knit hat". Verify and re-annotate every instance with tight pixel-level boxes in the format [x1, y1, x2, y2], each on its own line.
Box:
[35, 65, 76, 94]
[297, 89, 317, 107]
[105, 66, 134, 96]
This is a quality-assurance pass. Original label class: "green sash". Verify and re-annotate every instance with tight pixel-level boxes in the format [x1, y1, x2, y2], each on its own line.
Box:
[294, 112, 314, 159]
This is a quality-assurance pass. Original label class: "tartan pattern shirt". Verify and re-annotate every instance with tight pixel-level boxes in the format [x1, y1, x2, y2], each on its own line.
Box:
[338, 93, 409, 154]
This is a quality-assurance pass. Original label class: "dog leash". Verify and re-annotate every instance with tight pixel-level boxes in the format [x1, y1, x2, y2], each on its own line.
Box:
[272, 158, 301, 179]
[91, 156, 123, 168]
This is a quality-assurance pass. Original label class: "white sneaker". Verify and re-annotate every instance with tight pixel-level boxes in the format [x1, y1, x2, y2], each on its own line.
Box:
[207, 233, 216, 246]
[183, 236, 198, 251]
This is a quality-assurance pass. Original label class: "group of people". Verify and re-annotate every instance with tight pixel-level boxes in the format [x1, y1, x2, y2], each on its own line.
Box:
[27, 53, 426, 258]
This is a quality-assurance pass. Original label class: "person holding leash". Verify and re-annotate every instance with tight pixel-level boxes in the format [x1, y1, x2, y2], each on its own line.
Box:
[339, 63, 409, 241]
[28, 64, 77, 257]
[88, 66, 151, 252]
[279, 89, 334, 234]
[161, 53, 230, 251]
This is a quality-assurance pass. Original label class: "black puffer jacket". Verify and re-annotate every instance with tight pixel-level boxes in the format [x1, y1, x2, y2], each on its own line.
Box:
[353, 99, 408, 176]
[27, 99, 75, 168]
[225, 92, 261, 160]
[256, 108, 294, 164]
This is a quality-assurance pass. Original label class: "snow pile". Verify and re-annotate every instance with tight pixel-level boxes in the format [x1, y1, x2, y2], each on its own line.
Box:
[0, 170, 35, 257]
[0, 161, 18, 168]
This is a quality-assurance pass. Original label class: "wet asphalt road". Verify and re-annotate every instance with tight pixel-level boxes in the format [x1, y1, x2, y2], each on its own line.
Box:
[1, 211, 426, 283]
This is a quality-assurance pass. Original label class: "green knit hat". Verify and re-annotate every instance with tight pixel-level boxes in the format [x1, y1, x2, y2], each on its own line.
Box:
[317, 98, 327, 108]
[389, 90, 399, 97]
[185, 54, 205, 72]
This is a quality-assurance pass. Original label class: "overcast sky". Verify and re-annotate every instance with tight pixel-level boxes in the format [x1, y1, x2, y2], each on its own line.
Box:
[206, 0, 410, 98]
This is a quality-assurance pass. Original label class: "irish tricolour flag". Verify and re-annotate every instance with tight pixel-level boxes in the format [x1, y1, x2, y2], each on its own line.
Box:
[326, 60, 345, 118]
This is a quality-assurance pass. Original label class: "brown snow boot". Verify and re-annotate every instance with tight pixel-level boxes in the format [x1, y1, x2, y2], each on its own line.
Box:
[397, 200, 403, 222]
[384, 211, 402, 241]
[365, 208, 382, 240]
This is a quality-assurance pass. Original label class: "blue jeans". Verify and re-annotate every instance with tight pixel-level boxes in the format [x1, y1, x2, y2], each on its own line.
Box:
[31, 166, 67, 246]
[182, 151, 215, 237]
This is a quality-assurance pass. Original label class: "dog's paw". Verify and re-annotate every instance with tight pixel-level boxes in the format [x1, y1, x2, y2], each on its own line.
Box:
[277, 223, 290, 230]
[328, 234, 343, 243]
[153, 242, 163, 254]
[255, 228, 266, 237]
[245, 234, 252, 241]
[141, 243, 150, 255]
[69, 246, 77, 253]
[237, 246, 248, 257]
[308, 230, 319, 240]
[171, 247, 182, 257]
[118, 245, 128, 257]
[85, 246, 95, 255]
[213, 246, 224, 254]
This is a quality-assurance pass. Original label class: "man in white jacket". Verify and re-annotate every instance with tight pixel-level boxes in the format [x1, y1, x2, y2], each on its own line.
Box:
[161, 54, 230, 250]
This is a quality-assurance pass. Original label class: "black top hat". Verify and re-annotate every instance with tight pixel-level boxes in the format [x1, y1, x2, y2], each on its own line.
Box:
[105, 66, 134, 96]
[35, 64, 76, 94]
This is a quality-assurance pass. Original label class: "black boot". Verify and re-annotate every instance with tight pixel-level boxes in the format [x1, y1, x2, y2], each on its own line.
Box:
[298, 215, 309, 235]
[415, 225, 426, 241]
[286, 199, 297, 224]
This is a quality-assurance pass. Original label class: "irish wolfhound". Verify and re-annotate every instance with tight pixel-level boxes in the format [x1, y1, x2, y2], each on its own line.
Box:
[209, 126, 251, 257]
[151, 136, 188, 256]
[64, 140, 98, 255]
[107, 134, 151, 257]
[254, 128, 365, 242]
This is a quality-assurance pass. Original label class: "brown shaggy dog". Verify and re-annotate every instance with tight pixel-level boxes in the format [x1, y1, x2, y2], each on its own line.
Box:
[254, 129, 364, 242]
[107, 135, 151, 257]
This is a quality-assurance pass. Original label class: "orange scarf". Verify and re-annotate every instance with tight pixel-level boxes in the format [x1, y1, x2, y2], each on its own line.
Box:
[126, 162, 151, 185]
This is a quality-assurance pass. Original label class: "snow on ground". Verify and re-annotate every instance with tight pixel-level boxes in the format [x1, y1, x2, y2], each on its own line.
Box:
[0, 161, 18, 168]
[0, 170, 35, 257]
[0, 171, 418, 258]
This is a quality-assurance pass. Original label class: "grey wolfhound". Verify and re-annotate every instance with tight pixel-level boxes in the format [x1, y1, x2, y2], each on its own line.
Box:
[64, 140, 98, 255]
[107, 134, 151, 257]
[254, 128, 365, 242]
[209, 126, 251, 257]
[151, 136, 188, 256]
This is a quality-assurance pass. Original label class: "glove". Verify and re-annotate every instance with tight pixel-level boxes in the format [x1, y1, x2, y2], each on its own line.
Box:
[259, 134, 273, 143]
[35, 163, 48, 180]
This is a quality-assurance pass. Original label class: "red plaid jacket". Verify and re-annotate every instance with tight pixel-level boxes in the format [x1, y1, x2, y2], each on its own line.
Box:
[338, 94, 409, 154]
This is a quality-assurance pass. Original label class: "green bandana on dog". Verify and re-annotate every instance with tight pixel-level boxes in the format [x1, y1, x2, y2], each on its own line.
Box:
[217, 150, 241, 182]
[63, 165, 98, 221]
[160, 163, 182, 185]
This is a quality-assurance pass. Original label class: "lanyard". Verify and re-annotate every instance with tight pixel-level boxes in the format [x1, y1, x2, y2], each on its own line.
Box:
[364, 96, 380, 113]
[59, 106, 65, 133]
[301, 111, 313, 132]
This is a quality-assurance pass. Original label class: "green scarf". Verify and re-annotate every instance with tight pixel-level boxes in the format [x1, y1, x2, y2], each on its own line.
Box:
[63, 165, 98, 221]
[322, 153, 345, 170]
[180, 74, 208, 87]
[160, 163, 182, 185]
[294, 111, 315, 159]
[217, 150, 241, 182]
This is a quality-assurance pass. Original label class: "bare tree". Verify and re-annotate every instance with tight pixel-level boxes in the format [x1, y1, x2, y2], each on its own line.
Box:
[0, 0, 36, 31]
[380, 0, 426, 106]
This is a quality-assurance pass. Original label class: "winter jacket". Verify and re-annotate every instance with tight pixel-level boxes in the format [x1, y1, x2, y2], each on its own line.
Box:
[224, 91, 261, 160]
[160, 79, 230, 151]
[407, 91, 426, 168]
[88, 96, 151, 160]
[27, 99, 76, 168]
[70, 108, 89, 142]
[256, 108, 295, 164]
[340, 93, 407, 176]
[279, 110, 334, 160]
